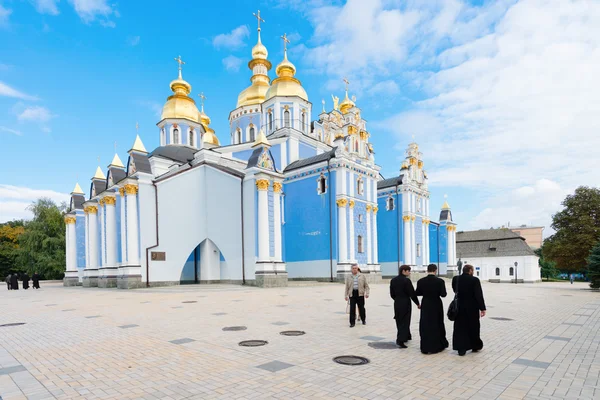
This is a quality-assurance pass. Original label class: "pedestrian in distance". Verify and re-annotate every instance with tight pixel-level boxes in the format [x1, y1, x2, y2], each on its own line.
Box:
[344, 264, 369, 327]
[22, 272, 30, 290]
[390, 265, 420, 348]
[451, 264, 486, 356]
[10, 273, 18, 290]
[32, 272, 41, 289]
[415, 264, 449, 354]
[570, 274, 574, 284]
[5, 274, 11, 290]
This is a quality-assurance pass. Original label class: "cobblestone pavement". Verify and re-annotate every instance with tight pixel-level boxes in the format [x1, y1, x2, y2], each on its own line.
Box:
[0, 280, 598, 400]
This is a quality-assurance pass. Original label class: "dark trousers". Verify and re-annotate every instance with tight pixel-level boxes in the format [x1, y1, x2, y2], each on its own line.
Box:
[349, 290, 366, 325]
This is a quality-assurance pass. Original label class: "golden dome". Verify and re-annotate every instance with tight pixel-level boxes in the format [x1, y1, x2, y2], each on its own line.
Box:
[265, 50, 308, 101]
[252, 30, 268, 60]
[237, 80, 270, 108]
[161, 68, 200, 122]
[203, 127, 220, 146]
[339, 92, 355, 114]
[237, 27, 272, 108]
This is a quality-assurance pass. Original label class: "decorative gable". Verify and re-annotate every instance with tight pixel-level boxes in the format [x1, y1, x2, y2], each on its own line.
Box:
[257, 149, 275, 172]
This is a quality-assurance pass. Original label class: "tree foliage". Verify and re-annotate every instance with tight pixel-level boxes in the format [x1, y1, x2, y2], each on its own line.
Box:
[17, 198, 67, 280]
[535, 247, 557, 281]
[543, 187, 600, 272]
[0, 220, 25, 277]
[587, 241, 600, 289]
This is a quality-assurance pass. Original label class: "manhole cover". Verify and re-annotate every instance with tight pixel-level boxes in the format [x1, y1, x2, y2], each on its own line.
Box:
[491, 317, 514, 321]
[223, 326, 247, 331]
[239, 340, 268, 347]
[0, 323, 26, 327]
[182, 301, 197, 303]
[333, 355, 369, 365]
[368, 342, 398, 349]
[280, 330, 305, 336]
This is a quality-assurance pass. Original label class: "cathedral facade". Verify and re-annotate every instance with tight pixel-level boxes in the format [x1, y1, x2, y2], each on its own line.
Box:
[63, 18, 458, 288]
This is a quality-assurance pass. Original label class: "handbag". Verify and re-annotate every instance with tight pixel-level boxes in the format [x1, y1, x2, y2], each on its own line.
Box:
[447, 277, 459, 321]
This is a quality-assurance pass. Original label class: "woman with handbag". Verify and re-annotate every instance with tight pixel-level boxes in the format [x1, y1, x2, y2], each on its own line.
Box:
[451, 264, 487, 356]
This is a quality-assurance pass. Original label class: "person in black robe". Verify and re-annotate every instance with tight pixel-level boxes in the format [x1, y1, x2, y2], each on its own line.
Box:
[5, 274, 11, 290]
[22, 273, 30, 290]
[32, 272, 40, 289]
[451, 264, 486, 356]
[390, 265, 420, 348]
[415, 264, 449, 354]
[10, 273, 19, 290]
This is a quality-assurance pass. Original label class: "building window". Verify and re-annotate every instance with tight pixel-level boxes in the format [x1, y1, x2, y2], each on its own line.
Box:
[354, 139, 359, 152]
[249, 126, 255, 142]
[161, 128, 166, 146]
[268, 112, 273, 131]
[173, 128, 179, 144]
[509, 267, 514, 276]
[302, 112, 306, 131]
[284, 110, 290, 127]
[189, 129, 194, 147]
[416, 244, 421, 257]
[317, 173, 327, 195]
[358, 235, 364, 253]
[387, 196, 395, 211]
[357, 177, 364, 195]
[236, 129, 241, 144]
[495, 268, 500, 276]
[358, 214, 363, 223]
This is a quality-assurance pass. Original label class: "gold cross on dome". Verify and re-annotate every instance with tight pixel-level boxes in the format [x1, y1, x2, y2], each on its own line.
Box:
[343, 77, 350, 92]
[174, 55, 185, 71]
[253, 10, 265, 31]
[281, 33, 290, 52]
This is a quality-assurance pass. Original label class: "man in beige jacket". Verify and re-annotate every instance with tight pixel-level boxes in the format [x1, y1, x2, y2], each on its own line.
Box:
[345, 264, 370, 327]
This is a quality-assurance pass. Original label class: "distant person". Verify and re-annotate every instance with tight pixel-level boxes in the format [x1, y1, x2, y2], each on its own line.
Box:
[344, 264, 369, 327]
[390, 265, 420, 348]
[10, 273, 18, 290]
[22, 272, 30, 290]
[5, 274, 11, 290]
[451, 264, 486, 356]
[356, 267, 362, 323]
[32, 272, 40, 289]
[415, 264, 449, 354]
[570, 274, 574, 284]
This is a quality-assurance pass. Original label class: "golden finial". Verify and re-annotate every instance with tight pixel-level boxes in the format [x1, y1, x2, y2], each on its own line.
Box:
[343, 77, 350, 93]
[198, 92, 206, 112]
[322, 99, 325, 113]
[281, 33, 290, 54]
[174, 55, 185, 79]
[253, 9, 265, 32]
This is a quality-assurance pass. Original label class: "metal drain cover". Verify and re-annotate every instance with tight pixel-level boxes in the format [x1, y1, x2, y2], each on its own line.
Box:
[239, 340, 268, 347]
[368, 342, 398, 349]
[280, 330, 305, 336]
[223, 326, 247, 331]
[490, 317, 514, 321]
[182, 301, 197, 303]
[0, 323, 26, 327]
[333, 355, 370, 365]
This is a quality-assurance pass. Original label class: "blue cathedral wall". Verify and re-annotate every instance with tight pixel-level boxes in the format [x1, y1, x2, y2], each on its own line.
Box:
[415, 216, 423, 266]
[76, 212, 86, 269]
[354, 202, 368, 265]
[429, 224, 440, 263]
[376, 192, 404, 263]
[268, 188, 275, 257]
[299, 142, 316, 159]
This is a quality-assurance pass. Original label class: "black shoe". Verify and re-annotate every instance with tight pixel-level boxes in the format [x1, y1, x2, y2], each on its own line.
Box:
[398, 342, 407, 349]
[349, 324, 355, 328]
[458, 351, 466, 356]
[362, 321, 366, 325]
[472, 349, 480, 353]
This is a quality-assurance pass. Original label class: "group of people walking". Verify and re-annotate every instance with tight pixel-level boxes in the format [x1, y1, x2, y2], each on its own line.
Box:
[344, 263, 486, 356]
[5, 272, 41, 290]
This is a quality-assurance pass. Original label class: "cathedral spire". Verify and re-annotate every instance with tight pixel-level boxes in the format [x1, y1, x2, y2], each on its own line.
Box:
[71, 182, 84, 195]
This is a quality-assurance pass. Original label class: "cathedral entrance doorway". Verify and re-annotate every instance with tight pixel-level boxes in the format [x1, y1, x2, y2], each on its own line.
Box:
[180, 239, 226, 284]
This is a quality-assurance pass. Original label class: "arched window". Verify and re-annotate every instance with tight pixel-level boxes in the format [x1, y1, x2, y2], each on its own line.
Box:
[317, 174, 327, 194]
[509, 267, 514, 276]
[495, 268, 500, 276]
[236, 129, 241, 144]
[173, 128, 179, 144]
[387, 196, 395, 211]
[357, 177, 364, 195]
[189, 129, 194, 147]
[302, 112, 306, 131]
[354, 139, 359, 152]
[249, 126, 255, 142]
[268, 112, 273, 131]
[161, 128, 166, 146]
[284, 110, 290, 127]
[358, 236, 364, 253]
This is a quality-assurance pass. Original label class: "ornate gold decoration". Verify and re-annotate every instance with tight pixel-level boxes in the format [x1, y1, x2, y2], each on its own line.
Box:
[411, 215, 416, 222]
[334, 132, 345, 140]
[402, 215, 411, 222]
[98, 198, 105, 206]
[124, 184, 138, 195]
[359, 130, 368, 140]
[366, 205, 372, 212]
[409, 157, 417, 165]
[336, 198, 348, 207]
[104, 196, 116, 206]
[273, 182, 283, 193]
[86, 206, 98, 215]
[119, 187, 125, 197]
[349, 200, 355, 208]
[348, 126, 357, 135]
[418, 160, 423, 169]
[256, 179, 270, 191]
[373, 206, 378, 214]
[422, 219, 430, 225]
[64, 216, 76, 225]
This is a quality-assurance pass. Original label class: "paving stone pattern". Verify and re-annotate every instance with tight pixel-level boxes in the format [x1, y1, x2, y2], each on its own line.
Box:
[0, 281, 599, 399]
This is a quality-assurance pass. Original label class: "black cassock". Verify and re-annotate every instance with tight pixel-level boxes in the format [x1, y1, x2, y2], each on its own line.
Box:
[415, 275, 449, 354]
[390, 275, 420, 343]
[451, 274, 486, 352]
[10, 274, 19, 290]
[22, 274, 30, 290]
[32, 273, 40, 289]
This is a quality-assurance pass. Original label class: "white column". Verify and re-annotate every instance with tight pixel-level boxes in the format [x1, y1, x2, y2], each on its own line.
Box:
[348, 201, 355, 262]
[337, 199, 348, 263]
[105, 196, 117, 267]
[256, 179, 270, 262]
[85, 212, 90, 268]
[88, 207, 99, 269]
[65, 221, 71, 271]
[273, 182, 283, 262]
[125, 184, 140, 265]
[366, 205, 372, 265]
[68, 220, 77, 271]
[451, 228, 457, 265]
[403, 215, 411, 265]
[99, 200, 106, 267]
[411, 216, 416, 265]
[447, 227, 454, 266]
[372, 207, 379, 266]
[119, 189, 127, 264]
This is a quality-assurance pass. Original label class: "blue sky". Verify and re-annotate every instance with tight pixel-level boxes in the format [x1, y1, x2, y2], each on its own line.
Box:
[1, 0, 599, 236]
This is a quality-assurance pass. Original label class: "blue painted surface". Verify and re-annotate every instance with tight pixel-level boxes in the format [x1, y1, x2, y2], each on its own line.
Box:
[415, 216, 423, 266]
[180, 246, 198, 282]
[284, 172, 337, 263]
[429, 224, 440, 263]
[376, 192, 403, 263]
[232, 149, 255, 163]
[270, 144, 281, 171]
[299, 142, 316, 159]
[76, 212, 86, 269]
[268, 188, 274, 257]
[354, 201, 367, 265]
[439, 225, 448, 263]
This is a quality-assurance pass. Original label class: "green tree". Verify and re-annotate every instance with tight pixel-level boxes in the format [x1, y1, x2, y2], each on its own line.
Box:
[543, 187, 600, 272]
[535, 247, 557, 281]
[587, 241, 600, 289]
[0, 221, 25, 277]
[18, 198, 67, 279]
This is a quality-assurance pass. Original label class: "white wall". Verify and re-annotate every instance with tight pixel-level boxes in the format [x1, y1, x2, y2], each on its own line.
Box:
[464, 255, 541, 283]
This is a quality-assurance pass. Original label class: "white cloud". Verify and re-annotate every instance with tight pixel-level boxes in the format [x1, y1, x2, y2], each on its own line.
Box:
[213, 25, 249, 50]
[0, 185, 70, 223]
[68, 0, 115, 26]
[0, 4, 11, 26]
[127, 35, 140, 46]
[0, 81, 38, 100]
[17, 106, 54, 123]
[369, 80, 400, 96]
[0, 126, 22, 136]
[32, 0, 60, 15]
[222, 55, 243, 72]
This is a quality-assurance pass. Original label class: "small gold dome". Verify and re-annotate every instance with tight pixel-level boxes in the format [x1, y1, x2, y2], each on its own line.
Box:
[198, 110, 211, 126]
[252, 31, 268, 60]
[237, 30, 272, 108]
[339, 92, 355, 114]
[203, 128, 220, 146]
[265, 50, 308, 101]
[161, 71, 200, 122]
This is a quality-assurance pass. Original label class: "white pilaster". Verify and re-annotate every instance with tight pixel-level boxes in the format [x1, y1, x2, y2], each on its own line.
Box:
[421, 219, 426, 266]
[84, 213, 89, 269]
[99, 201, 106, 267]
[256, 179, 270, 262]
[411, 216, 416, 265]
[372, 207, 379, 266]
[273, 181, 283, 262]
[105, 196, 117, 267]
[337, 199, 348, 263]
[125, 185, 140, 265]
[348, 201, 355, 262]
[119, 189, 127, 264]
[403, 215, 411, 265]
[366, 205, 373, 265]
[88, 208, 99, 269]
